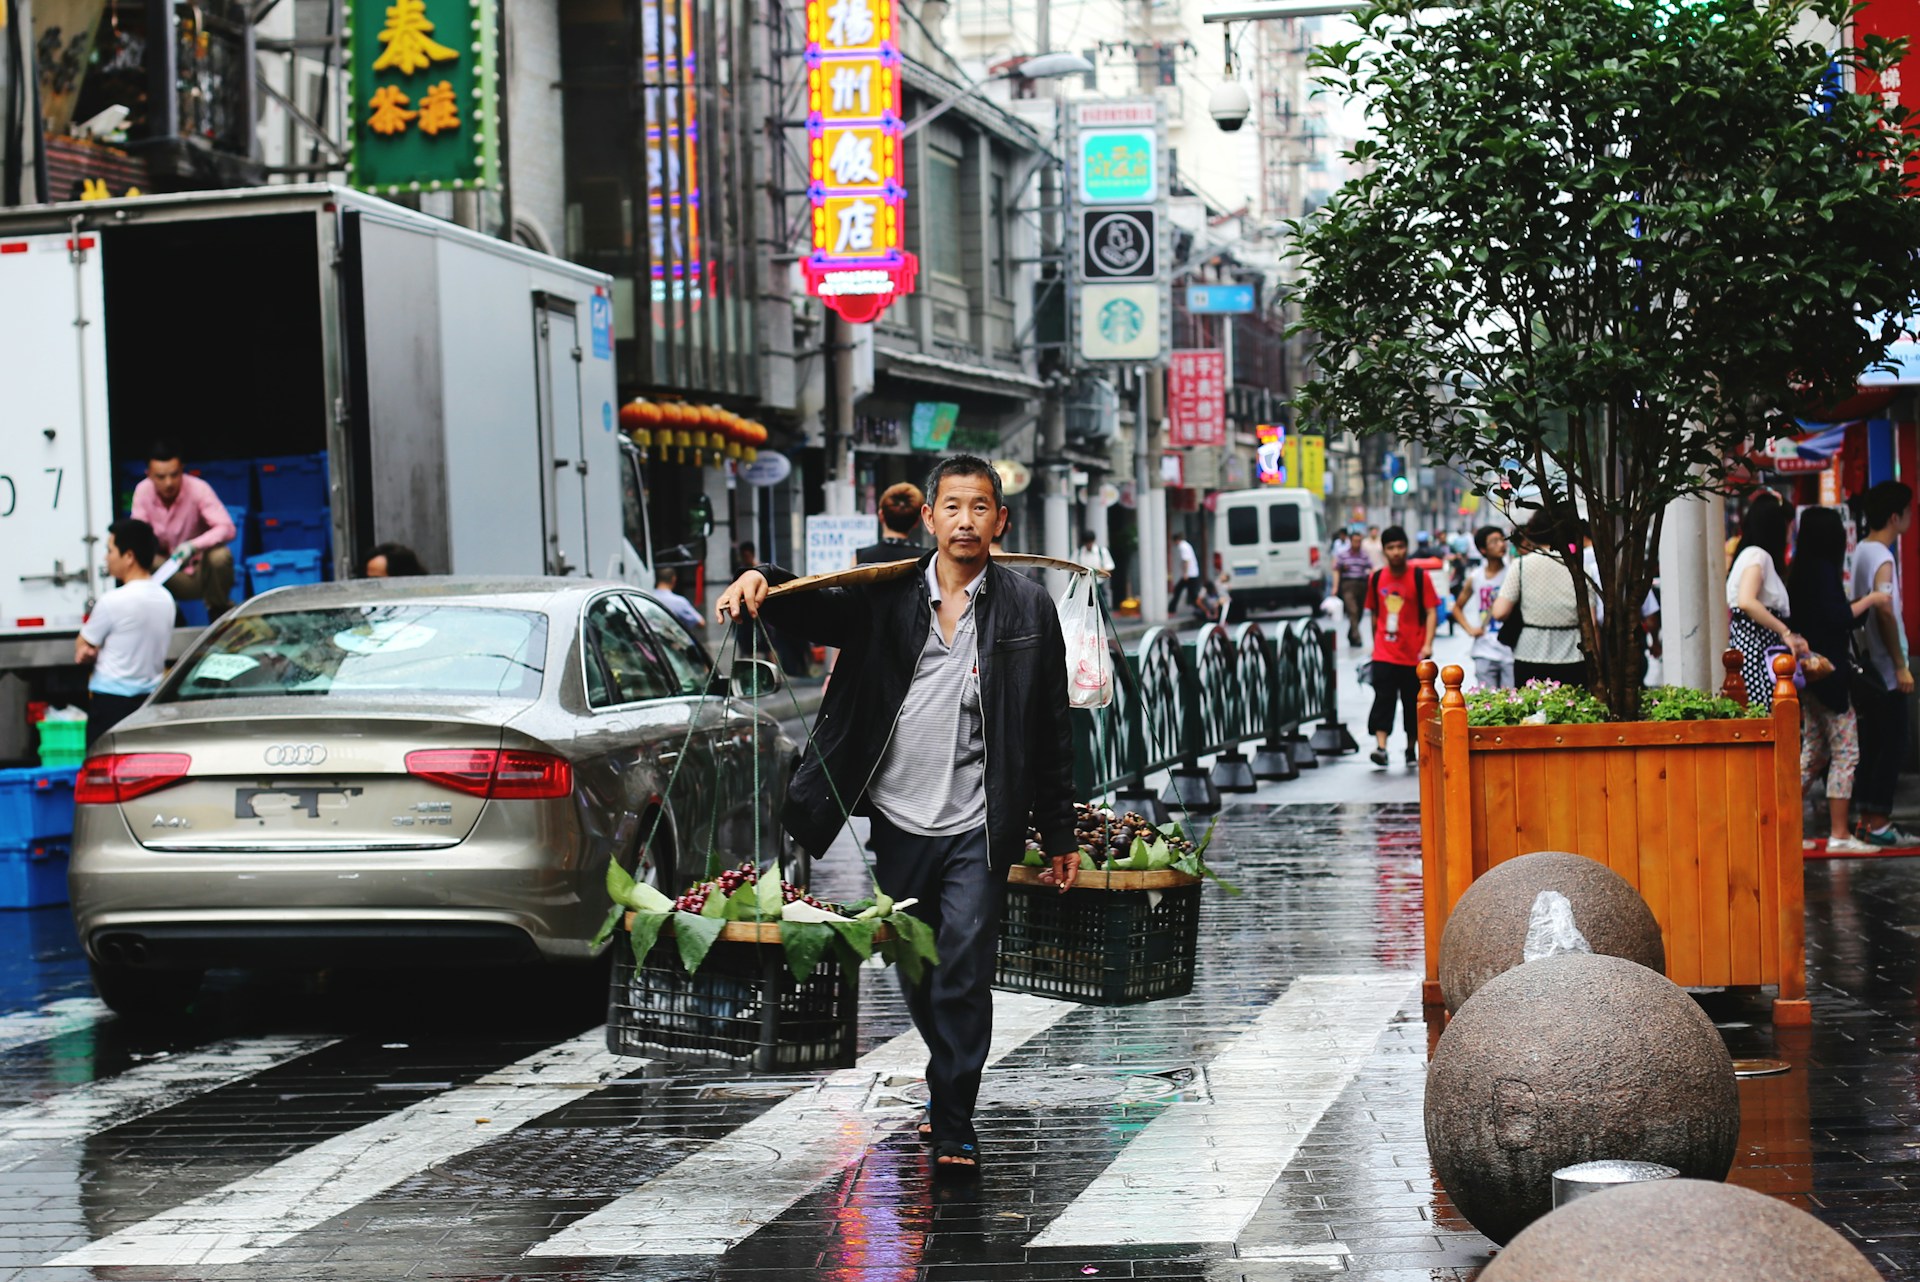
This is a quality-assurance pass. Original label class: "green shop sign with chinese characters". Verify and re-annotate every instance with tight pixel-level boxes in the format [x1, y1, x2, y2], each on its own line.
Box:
[347, 0, 498, 193]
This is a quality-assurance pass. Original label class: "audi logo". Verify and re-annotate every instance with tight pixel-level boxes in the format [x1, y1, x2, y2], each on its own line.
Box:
[263, 743, 328, 767]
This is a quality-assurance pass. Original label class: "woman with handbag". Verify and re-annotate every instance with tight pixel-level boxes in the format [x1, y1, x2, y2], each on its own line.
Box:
[1787, 506, 1888, 855]
[1490, 509, 1599, 687]
[1725, 500, 1809, 714]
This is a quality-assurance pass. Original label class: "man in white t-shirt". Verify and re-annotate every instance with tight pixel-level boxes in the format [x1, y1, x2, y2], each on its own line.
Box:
[1451, 525, 1515, 688]
[1169, 534, 1204, 617]
[76, 519, 178, 747]
[1851, 480, 1914, 846]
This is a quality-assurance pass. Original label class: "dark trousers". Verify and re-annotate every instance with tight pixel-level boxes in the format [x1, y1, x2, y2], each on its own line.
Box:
[86, 691, 148, 748]
[1367, 660, 1421, 738]
[868, 814, 998, 1147]
[1854, 685, 1909, 818]
[1514, 659, 1589, 688]
[1170, 577, 1204, 615]
[1337, 576, 1369, 646]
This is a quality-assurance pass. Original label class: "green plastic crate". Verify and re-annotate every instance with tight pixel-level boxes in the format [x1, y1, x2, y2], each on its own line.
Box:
[36, 721, 87, 765]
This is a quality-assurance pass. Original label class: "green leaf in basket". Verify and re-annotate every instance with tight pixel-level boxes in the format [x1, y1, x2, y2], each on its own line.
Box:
[830, 916, 881, 962]
[755, 864, 784, 919]
[1156, 821, 1186, 840]
[1079, 849, 1098, 870]
[722, 882, 764, 921]
[1124, 836, 1153, 871]
[699, 885, 731, 919]
[673, 910, 726, 973]
[886, 911, 940, 986]
[1023, 849, 1046, 867]
[781, 920, 835, 983]
[628, 908, 670, 964]
[605, 858, 639, 909]
[590, 902, 623, 950]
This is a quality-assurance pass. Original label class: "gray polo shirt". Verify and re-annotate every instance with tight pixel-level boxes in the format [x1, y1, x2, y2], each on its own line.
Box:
[867, 560, 988, 837]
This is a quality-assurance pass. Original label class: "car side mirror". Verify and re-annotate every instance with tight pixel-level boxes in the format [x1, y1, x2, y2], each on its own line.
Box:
[728, 658, 783, 700]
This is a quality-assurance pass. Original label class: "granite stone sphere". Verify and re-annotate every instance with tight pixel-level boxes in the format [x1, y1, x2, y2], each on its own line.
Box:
[1438, 850, 1665, 1014]
[1424, 952, 1738, 1246]
[1481, 1178, 1882, 1282]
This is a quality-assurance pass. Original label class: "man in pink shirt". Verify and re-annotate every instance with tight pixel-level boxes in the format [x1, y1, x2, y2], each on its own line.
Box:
[130, 442, 237, 619]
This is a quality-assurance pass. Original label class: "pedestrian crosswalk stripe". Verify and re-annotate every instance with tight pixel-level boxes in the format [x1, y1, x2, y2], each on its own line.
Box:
[530, 990, 1077, 1258]
[0, 1035, 336, 1176]
[1028, 973, 1419, 1248]
[0, 997, 110, 1057]
[52, 1030, 640, 1268]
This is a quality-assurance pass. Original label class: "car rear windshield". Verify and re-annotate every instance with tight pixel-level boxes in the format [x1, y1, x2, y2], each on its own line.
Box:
[161, 605, 549, 701]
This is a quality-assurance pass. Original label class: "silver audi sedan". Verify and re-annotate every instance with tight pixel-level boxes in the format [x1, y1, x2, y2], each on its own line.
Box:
[69, 577, 796, 1017]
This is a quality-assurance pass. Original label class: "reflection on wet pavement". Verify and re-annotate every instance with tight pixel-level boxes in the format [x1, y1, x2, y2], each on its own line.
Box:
[0, 801, 1914, 1280]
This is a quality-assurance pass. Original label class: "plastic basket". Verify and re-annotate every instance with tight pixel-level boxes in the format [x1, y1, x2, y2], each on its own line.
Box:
[189, 460, 256, 508]
[255, 453, 329, 510]
[249, 548, 325, 593]
[0, 840, 70, 910]
[0, 767, 78, 843]
[226, 505, 251, 556]
[257, 508, 331, 554]
[36, 720, 87, 764]
[606, 928, 859, 1071]
[38, 752, 85, 770]
[994, 869, 1202, 1005]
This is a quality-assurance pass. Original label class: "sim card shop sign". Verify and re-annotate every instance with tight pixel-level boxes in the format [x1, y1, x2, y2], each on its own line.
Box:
[802, 0, 919, 322]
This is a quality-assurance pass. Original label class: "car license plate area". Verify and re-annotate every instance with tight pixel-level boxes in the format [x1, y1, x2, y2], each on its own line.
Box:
[1233, 565, 1259, 577]
[235, 784, 364, 821]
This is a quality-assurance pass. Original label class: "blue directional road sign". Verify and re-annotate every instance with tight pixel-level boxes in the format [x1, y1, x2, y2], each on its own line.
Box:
[1186, 283, 1256, 315]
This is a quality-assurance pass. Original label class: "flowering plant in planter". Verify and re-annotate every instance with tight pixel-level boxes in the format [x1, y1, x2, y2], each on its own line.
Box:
[1465, 680, 1765, 728]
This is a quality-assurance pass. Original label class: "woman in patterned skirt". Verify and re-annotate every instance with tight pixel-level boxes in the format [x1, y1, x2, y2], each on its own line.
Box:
[1724, 499, 1808, 712]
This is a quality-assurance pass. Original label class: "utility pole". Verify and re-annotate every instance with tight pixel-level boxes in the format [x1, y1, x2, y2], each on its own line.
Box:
[825, 313, 856, 515]
[1035, 0, 1074, 584]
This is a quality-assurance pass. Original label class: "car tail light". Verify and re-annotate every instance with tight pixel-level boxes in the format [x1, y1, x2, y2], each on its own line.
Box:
[75, 753, 193, 804]
[405, 749, 572, 799]
[1213, 551, 1223, 572]
[1309, 546, 1322, 567]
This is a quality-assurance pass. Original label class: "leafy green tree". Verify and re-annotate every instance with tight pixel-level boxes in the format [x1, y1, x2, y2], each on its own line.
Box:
[1294, 0, 1920, 716]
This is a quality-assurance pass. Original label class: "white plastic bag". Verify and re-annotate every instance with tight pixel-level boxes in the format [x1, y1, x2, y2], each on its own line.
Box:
[1057, 571, 1114, 709]
[1522, 890, 1594, 962]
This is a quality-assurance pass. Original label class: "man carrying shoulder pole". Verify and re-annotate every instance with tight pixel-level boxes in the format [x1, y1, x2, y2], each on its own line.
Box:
[717, 454, 1080, 1176]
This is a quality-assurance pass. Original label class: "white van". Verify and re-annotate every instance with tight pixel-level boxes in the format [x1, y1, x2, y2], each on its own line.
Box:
[1212, 487, 1329, 613]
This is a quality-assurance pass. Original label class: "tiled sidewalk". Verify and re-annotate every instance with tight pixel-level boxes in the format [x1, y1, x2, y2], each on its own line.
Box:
[0, 791, 1913, 1280]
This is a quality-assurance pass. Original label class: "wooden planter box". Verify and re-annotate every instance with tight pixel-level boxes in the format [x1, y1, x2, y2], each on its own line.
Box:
[1415, 656, 1809, 1026]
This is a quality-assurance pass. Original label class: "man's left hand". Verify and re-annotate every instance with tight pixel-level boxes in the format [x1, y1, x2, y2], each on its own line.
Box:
[1041, 852, 1079, 893]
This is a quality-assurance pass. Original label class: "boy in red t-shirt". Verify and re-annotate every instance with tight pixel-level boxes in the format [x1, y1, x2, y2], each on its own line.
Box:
[1365, 526, 1439, 767]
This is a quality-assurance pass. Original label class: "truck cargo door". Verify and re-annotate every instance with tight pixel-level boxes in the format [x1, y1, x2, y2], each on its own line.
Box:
[0, 231, 112, 637]
[534, 296, 590, 576]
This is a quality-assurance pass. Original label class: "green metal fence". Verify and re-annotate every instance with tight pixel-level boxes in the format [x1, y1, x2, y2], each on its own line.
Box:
[1070, 616, 1345, 811]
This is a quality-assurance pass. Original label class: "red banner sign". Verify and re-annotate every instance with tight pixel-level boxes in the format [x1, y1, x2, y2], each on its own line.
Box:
[1168, 349, 1226, 448]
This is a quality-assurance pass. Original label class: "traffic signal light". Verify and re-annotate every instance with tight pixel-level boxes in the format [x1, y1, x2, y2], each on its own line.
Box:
[1391, 475, 1411, 495]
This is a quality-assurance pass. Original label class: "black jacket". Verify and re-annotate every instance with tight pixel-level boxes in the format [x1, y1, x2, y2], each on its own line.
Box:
[756, 551, 1078, 870]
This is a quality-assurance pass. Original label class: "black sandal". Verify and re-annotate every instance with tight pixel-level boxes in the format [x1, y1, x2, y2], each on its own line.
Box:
[916, 1105, 933, 1143]
[931, 1140, 981, 1175]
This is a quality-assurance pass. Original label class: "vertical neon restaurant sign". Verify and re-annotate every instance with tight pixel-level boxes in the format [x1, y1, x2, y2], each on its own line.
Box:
[802, 0, 918, 322]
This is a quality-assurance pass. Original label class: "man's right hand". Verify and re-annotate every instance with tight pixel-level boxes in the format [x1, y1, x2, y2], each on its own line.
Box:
[1899, 666, 1914, 695]
[715, 570, 770, 622]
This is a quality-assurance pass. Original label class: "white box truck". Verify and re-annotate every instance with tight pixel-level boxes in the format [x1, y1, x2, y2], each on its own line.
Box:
[0, 184, 651, 701]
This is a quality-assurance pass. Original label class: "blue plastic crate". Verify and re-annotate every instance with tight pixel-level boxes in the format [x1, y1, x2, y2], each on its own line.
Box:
[225, 505, 250, 556]
[0, 767, 78, 844]
[248, 548, 325, 593]
[0, 841, 69, 909]
[257, 508, 331, 554]
[177, 599, 210, 628]
[189, 460, 255, 509]
[255, 453, 329, 510]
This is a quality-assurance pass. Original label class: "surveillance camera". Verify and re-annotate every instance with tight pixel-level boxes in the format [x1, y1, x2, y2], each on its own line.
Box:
[1209, 81, 1252, 133]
